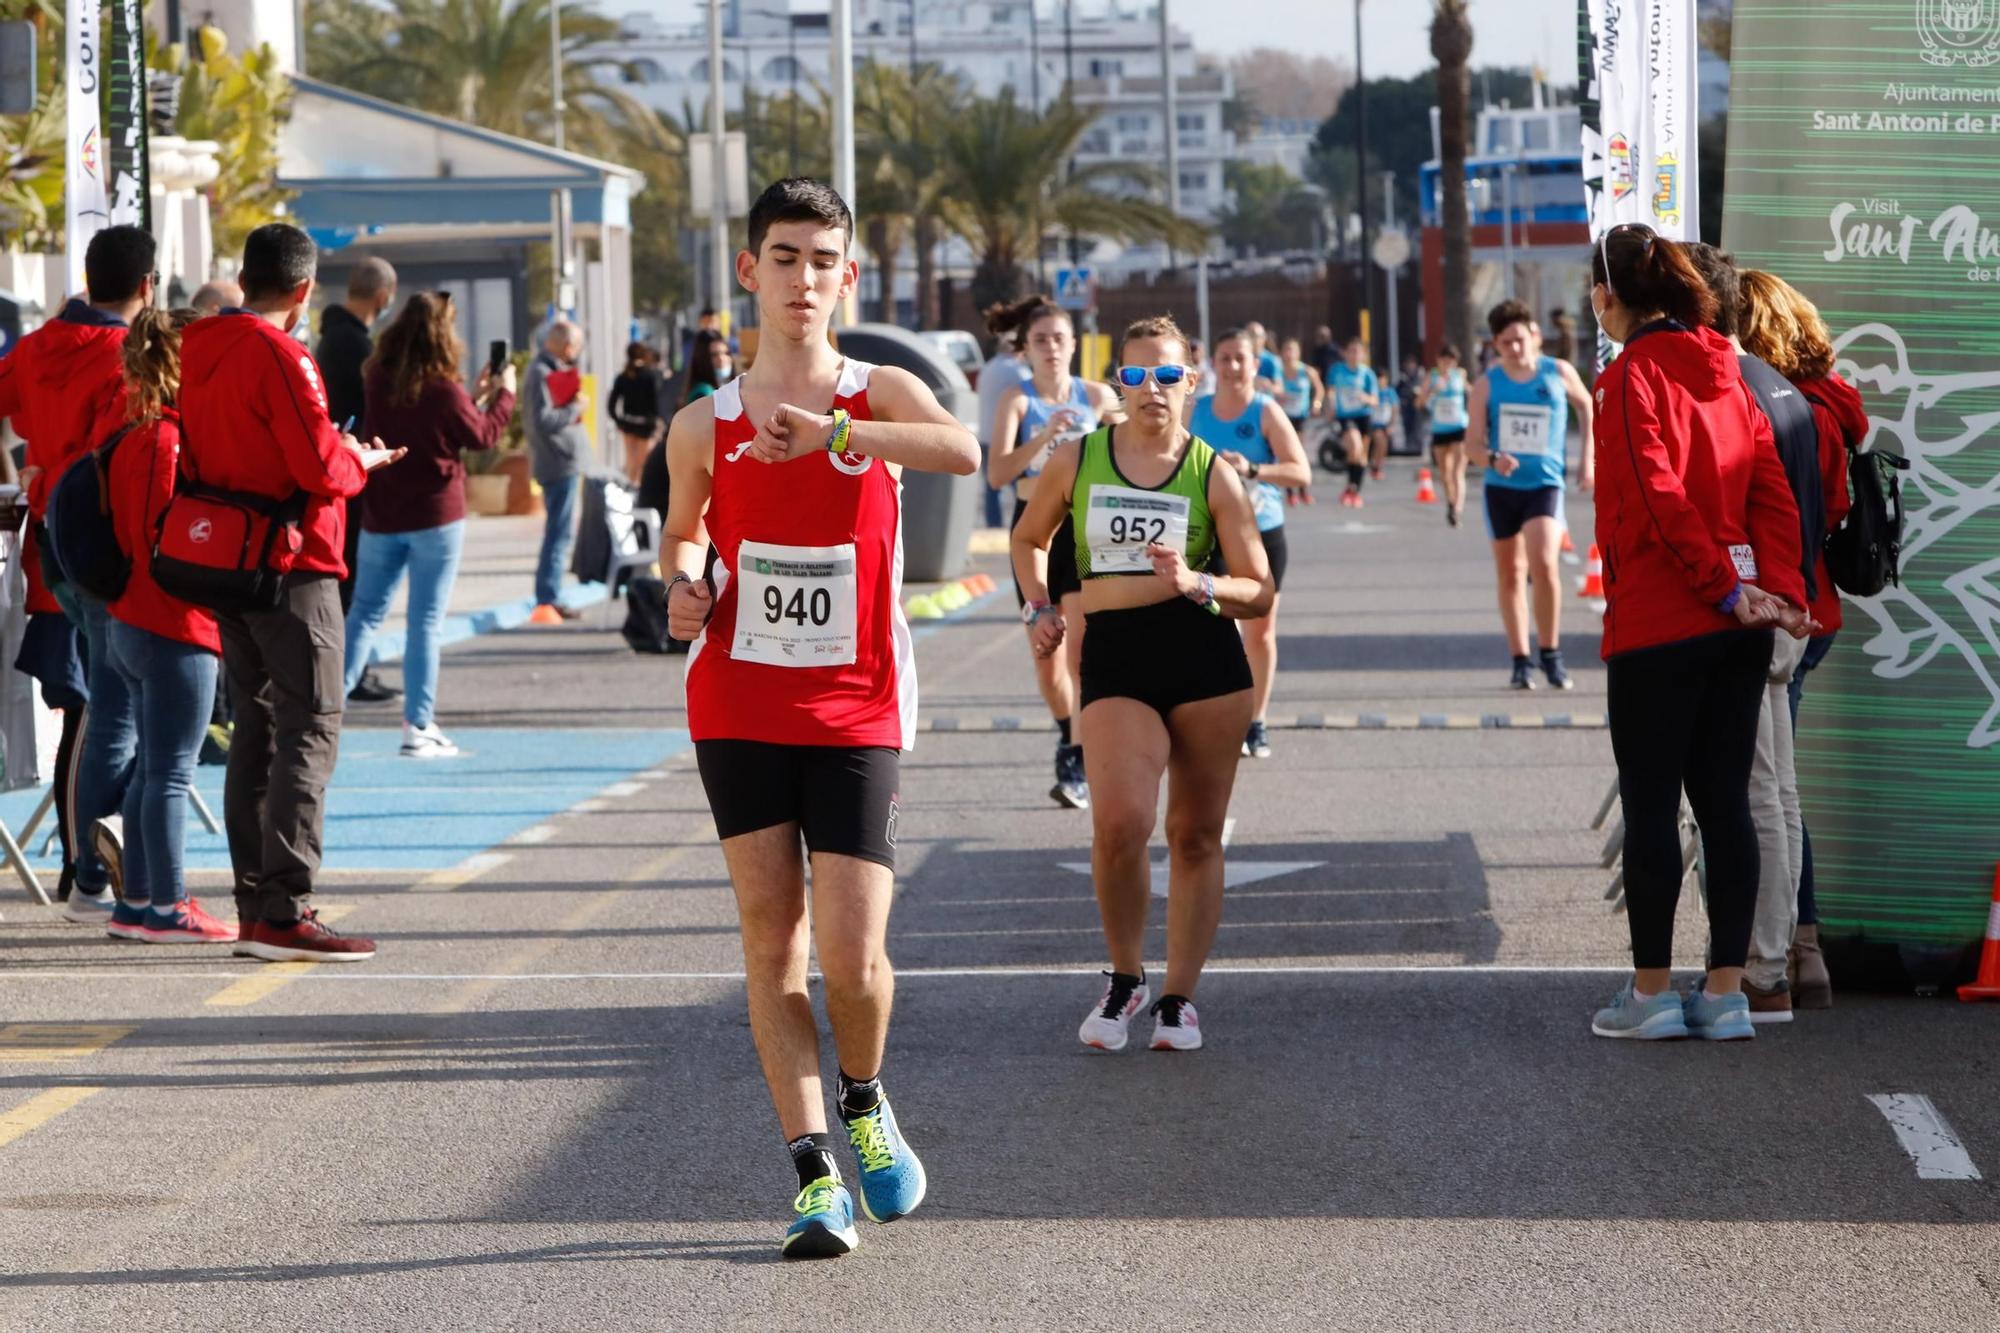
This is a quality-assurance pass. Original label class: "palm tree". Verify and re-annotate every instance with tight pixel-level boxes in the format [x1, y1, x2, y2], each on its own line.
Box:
[0, 0, 66, 248]
[1430, 1, 1474, 359]
[856, 61, 969, 328]
[935, 93, 1206, 311]
[305, 0, 664, 159]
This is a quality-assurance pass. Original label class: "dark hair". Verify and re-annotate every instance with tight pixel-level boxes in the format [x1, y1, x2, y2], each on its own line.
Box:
[1344, 334, 1365, 349]
[983, 295, 1070, 350]
[625, 341, 658, 370]
[1591, 225, 1719, 329]
[1682, 243, 1742, 337]
[367, 293, 464, 407]
[681, 330, 731, 407]
[746, 177, 854, 258]
[699, 307, 718, 319]
[1439, 343, 1462, 362]
[239, 223, 319, 302]
[1116, 314, 1190, 364]
[1486, 299, 1536, 337]
[84, 225, 157, 304]
[1212, 326, 1255, 352]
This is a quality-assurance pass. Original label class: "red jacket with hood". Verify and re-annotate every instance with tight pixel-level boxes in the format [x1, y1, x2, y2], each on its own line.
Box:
[1592, 322, 1808, 659]
[104, 407, 220, 653]
[177, 311, 366, 578]
[0, 300, 130, 612]
[1794, 371, 1867, 634]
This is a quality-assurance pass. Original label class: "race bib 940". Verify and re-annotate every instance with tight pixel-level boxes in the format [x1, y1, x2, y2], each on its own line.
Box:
[732, 540, 859, 667]
[1085, 487, 1191, 575]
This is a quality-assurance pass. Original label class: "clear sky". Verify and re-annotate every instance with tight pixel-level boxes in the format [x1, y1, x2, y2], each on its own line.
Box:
[635, 2, 1582, 81]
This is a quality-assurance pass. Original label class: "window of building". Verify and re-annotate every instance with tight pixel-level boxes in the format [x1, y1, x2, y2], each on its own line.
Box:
[762, 55, 802, 82]
[1089, 57, 1124, 78]
[1179, 169, 1207, 194]
[627, 58, 667, 85]
[1176, 112, 1204, 131]
[1114, 112, 1150, 134]
[688, 57, 742, 83]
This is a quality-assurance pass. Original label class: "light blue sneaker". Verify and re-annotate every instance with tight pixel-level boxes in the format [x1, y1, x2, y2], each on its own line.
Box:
[1590, 983, 1690, 1040]
[781, 1177, 857, 1260]
[844, 1094, 927, 1223]
[1683, 988, 1756, 1042]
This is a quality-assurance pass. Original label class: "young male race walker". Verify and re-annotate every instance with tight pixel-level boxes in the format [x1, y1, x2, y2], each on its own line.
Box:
[664, 179, 979, 1260]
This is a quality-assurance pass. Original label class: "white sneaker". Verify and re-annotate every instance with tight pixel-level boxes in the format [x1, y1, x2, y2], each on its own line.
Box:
[91, 815, 126, 897]
[1078, 972, 1149, 1051]
[61, 886, 117, 923]
[400, 723, 460, 759]
[1148, 996, 1203, 1051]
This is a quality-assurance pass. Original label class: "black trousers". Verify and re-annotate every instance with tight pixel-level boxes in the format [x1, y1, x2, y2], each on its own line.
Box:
[1607, 629, 1773, 971]
[217, 573, 346, 926]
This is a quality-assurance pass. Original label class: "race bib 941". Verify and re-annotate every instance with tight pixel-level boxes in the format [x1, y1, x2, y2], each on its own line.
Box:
[1085, 487, 1191, 575]
[732, 540, 859, 667]
[1498, 403, 1552, 457]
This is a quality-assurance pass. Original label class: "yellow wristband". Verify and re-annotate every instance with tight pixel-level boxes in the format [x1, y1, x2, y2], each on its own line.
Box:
[825, 408, 853, 454]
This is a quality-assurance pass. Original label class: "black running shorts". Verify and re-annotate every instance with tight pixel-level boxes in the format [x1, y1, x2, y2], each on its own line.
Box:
[1431, 429, 1466, 449]
[1081, 597, 1252, 719]
[695, 741, 901, 870]
[1012, 498, 1081, 606]
[1484, 484, 1563, 542]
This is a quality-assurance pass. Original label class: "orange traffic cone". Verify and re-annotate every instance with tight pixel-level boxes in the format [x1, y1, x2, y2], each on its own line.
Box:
[1578, 544, 1605, 599]
[1415, 468, 1438, 505]
[1959, 865, 2000, 1001]
[1561, 526, 1576, 554]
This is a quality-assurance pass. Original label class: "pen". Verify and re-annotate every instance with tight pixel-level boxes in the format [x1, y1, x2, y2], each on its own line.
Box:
[342, 415, 356, 433]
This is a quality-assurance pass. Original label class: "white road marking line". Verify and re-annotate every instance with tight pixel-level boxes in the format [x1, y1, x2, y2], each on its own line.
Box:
[509, 825, 556, 844]
[0, 964, 1642, 983]
[637, 769, 669, 780]
[412, 851, 511, 894]
[601, 781, 645, 798]
[1867, 1094, 1984, 1181]
[570, 800, 608, 814]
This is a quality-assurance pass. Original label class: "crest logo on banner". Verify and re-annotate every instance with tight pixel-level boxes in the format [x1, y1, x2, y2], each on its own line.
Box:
[1918, 0, 2000, 64]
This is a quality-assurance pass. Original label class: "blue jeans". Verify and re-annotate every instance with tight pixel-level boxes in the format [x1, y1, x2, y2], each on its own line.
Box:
[977, 445, 1006, 528]
[1788, 632, 1837, 926]
[536, 475, 578, 606]
[343, 522, 467, 730]
[104, 621, 216, 910]
[65, 593, 137, 894]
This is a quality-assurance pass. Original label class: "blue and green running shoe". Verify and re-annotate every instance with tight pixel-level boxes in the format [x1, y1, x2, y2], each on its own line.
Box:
[844, 1095, 927, 1224]
[1683, 987, 1756, 1042]
[1590, 983, 1690, 1040]
[781, 1176, 857, 1260]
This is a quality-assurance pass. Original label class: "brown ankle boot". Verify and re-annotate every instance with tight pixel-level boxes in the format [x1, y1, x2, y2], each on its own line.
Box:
[1790, 924, 1833, 1009]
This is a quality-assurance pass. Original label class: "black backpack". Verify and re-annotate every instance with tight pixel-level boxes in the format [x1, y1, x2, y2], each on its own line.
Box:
[44, 424, 137, 602]
[1807, 390, 1908, 597]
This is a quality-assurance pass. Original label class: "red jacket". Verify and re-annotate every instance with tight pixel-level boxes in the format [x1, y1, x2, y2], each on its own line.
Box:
[178, 312, 366, 578]
[1592, 323, 1807, 659]
[0, 300, 130, 612]
[105, 408, 219, 654]
[1795, 372, 1866, 634]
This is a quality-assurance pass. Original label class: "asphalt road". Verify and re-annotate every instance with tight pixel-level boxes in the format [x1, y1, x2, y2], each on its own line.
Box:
[2, 459, 1995, 1331]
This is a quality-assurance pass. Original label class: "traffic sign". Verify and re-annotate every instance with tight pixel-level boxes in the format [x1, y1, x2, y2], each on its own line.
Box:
[1054, 266, 1096, 311]
[1372, 228, 1411, 271]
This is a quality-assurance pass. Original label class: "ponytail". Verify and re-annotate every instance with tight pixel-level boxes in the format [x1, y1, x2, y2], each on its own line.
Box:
[1591, 226, 1718, 331]
[122, 306, 197, 426]
[984, 295, 1069, 350]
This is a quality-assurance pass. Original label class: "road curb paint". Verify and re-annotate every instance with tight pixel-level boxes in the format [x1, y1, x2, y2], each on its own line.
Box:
[0, 1024, 134, 1061]
[0, 1087, 104, 1150]
[363, 582, 612, 668]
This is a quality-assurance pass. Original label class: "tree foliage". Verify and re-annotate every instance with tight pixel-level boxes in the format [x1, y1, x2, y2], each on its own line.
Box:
[1215, 161, 1323, 256]
[156, 32, 295, 256]
[0, 0, 72, 248]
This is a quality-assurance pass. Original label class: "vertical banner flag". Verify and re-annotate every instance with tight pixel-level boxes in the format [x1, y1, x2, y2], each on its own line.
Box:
[63, 0, 109, 293]
[106, 0, 149, 230]
[1723, 1, 2000, 985]
[1578, 0, 1700, 364]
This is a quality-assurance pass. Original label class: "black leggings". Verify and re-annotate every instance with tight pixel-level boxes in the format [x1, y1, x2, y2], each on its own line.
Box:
[1607, 630, 1774, 970]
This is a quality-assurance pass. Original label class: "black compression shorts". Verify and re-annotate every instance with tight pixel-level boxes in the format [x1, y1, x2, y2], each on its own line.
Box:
[1081, 597, 1252, 719]
[695, 741, 901, 870]
[1213, 525, 1288, 594]
[1012, 498, 1080, 605]
[1484, 484, 1564, 542]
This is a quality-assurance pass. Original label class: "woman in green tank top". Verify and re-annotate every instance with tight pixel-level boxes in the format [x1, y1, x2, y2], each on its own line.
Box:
[1009, 315, 1275, 1053]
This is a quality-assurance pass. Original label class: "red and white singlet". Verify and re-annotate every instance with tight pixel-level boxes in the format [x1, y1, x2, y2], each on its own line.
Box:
[685, 361, 917, 749]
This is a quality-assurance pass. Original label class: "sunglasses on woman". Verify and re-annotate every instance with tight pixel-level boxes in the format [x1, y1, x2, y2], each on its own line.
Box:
[1115, 364, 1189, 388]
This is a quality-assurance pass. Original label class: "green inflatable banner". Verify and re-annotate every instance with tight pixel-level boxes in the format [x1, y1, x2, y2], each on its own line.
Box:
[1723, 0, 2000, 987]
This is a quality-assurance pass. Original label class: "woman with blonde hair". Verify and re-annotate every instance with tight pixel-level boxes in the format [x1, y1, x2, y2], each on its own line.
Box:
[343, 292, 517, 758]
[98, 307, 236, 943]
[1737, 268, 1866, 1009]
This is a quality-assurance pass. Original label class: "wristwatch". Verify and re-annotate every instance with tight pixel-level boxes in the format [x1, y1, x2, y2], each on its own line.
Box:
[1022, 600, 1054, 625]
[1247, 462, 1261, 480]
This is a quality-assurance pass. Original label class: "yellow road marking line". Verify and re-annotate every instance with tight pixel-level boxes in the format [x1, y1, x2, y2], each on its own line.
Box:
[0, 1024, 135, 1061]
[0, 1086, 103, 1149]
[411, 851, 511, 894]
[202, 904, 359, 1008]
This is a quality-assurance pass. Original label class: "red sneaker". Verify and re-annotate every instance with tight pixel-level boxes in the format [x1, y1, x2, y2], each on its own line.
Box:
[243, 909, 377, 963]
[137, 897, 239, 944]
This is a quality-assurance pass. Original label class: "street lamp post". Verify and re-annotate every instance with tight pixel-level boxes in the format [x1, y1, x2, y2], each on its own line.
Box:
[707, 0, 729, 323]
[830, 0, 857, 325]
[1160, 0, 1179, 271]
[1354, 0, 1372, 357]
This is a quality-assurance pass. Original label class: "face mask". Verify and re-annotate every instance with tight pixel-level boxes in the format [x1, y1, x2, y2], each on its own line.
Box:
[714, 365, 734, 383]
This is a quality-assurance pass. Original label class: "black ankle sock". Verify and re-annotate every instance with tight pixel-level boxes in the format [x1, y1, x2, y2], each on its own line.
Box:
[1539, 645, 1562, 661]
[836, 1070, 883, 1121]
[1056, 716, 1072, 746]
[788, 1133, 841, 1189]
[1347, 463, 1365, 487]
[1514, 654, 1533, 669]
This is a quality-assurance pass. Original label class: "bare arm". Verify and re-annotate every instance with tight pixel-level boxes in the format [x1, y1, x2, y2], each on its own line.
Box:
[1011, 440, 1079, 608]
[746, 365, 977, 476]
[662, 401, 717, 641]
[987, 385, 1052, 487]
[1560, 359, 1597, 490]
[1201, 461, 1276, 619]
[1306, 367, 1326, 415]
[1249, 399, 1312, 489]
[1464, 376, 1494, 468]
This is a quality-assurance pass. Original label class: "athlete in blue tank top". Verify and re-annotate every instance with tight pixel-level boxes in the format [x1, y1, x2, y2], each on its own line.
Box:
[1198, 328, 1312, 759]
[1417, 345, 1471, 526]
[1326, 337, 1381, 505]
[1465, 300, 1596, 692]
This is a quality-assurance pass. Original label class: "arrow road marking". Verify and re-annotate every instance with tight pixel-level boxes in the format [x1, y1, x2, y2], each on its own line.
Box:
[1060, 856, 1326, 897]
